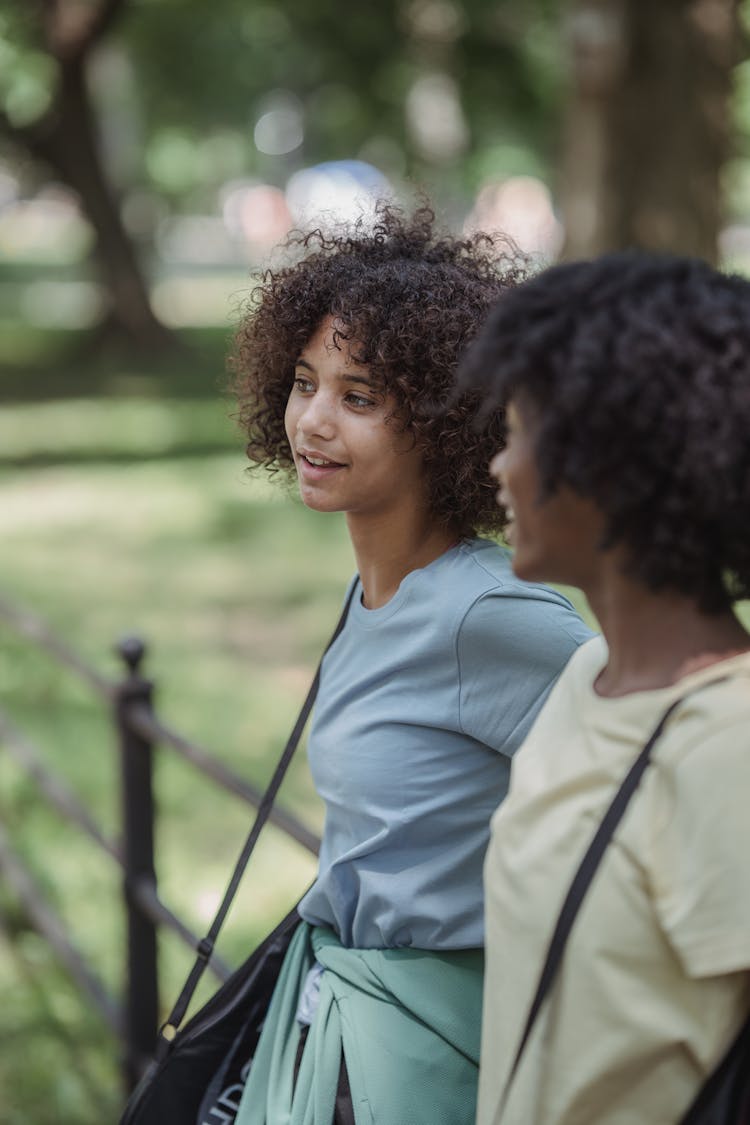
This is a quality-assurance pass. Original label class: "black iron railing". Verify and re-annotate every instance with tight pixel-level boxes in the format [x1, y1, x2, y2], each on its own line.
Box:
[0, 593, 319, 1092]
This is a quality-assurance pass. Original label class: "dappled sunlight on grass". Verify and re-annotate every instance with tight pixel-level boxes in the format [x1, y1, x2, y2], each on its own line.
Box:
[2, 454, 275, 533]
[0, 396, 237, 465]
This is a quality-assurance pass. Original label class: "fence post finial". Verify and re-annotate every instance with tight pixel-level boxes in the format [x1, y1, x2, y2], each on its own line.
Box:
[116, 636, 147, 678]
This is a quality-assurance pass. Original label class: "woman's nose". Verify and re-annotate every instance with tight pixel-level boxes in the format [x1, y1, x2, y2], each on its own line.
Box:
[298, 393, 335, 439]
[489, 450, 505, 482]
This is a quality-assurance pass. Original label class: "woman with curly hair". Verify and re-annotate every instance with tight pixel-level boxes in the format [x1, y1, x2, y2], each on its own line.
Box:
[229, 205, 591, 1125]
[455, 251, 750, 1125]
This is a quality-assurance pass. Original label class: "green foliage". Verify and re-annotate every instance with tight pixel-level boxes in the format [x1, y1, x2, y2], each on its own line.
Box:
[0, 6, 54, 127]
[124, 0, 565, 198]
[0, 0, 569, 207]
[3, 0, 750, 220]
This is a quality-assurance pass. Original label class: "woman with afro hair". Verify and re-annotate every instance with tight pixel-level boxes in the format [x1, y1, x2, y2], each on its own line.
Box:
[455, 251, 750, 1125]
[228, 204, 591, 1125]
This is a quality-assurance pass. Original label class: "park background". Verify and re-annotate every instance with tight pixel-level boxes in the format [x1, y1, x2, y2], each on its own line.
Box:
[1, 1, 750, 1120]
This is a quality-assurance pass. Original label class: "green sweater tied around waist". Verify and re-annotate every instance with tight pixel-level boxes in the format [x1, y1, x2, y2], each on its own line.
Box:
[234, 921, 484, 1125]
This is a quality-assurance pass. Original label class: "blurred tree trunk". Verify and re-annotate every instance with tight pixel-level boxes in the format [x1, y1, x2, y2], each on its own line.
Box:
[560, 0, 745, 262]
[0, 0, 177, 354]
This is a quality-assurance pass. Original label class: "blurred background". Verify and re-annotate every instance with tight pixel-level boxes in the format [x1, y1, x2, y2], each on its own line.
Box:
[1, 1, 749, 1120]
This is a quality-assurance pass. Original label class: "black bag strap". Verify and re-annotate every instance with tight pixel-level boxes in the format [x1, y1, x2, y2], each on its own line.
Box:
[156, 581, 358, 1051]
[502, 674, 730, 1105]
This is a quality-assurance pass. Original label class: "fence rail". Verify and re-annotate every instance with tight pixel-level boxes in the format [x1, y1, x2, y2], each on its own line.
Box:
[0, 593, 319, 1093]
[0, 822, 123, 1035]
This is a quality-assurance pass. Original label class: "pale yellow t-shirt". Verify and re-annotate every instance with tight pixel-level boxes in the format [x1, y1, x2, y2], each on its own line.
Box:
[479, 638, 750, 1125]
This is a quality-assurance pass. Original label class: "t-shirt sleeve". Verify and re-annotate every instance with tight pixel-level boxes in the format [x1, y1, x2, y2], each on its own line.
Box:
[649, 717, 750, 978]
[456, 589, 593, 756]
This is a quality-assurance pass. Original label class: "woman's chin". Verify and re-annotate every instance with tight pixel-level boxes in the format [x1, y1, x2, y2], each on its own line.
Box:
[297, 486, 341, 514]
[509, 545, 545, 584]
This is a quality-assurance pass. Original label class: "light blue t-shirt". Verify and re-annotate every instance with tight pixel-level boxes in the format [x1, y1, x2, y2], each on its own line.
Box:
[298, 538, 593, 950]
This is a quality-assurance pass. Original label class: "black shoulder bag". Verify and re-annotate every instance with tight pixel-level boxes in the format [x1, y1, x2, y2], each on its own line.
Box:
[119, 584, 356, 1125]
[500, 682, 750, 1125]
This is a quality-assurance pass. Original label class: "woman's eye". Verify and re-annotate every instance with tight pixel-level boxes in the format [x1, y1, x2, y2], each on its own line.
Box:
[346, 393, 376, 408]
[293, 375, 314, 392]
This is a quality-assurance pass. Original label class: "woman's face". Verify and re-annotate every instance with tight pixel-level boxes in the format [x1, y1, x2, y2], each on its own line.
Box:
[284, 316, 426, 519]
[489, 398, 606, 587]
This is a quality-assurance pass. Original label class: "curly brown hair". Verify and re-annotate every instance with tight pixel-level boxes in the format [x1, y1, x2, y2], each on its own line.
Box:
[229, 203, 526, 536]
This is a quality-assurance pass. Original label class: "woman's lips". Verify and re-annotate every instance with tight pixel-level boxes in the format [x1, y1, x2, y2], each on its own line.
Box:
[296, 450, 345, 478]
[496, 489, 516, 543]
[496, 488, 514, 520]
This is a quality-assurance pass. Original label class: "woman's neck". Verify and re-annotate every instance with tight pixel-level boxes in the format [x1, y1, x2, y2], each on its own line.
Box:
[347, 511, 461, 610]
[586, 571, 750, 697]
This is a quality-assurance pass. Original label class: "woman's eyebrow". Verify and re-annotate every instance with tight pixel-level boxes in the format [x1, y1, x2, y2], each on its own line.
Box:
[294, 357, 315, 372]
[341, 373, 374, 388]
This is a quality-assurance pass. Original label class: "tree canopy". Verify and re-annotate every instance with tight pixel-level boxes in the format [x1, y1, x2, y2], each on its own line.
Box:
[0, 0, 748, 351]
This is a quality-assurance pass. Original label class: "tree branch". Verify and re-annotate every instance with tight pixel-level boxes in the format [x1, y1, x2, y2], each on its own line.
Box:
[75, 0, 130, 55]
[52, 0, 130, 65]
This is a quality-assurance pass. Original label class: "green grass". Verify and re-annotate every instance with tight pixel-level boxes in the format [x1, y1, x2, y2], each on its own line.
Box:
[0, 360, 357, 1122]
[0, 317, 228, 383]
[0, 397, 237, 466]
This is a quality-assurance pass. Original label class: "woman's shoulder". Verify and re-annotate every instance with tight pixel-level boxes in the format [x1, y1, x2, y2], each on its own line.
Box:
[662, 653, 750, 758]
[453, 536, 519, 593]
[453, 538, 595, 642]
[458, 538, 585, 609]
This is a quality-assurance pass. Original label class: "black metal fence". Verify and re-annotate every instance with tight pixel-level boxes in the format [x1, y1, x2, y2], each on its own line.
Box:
[0, 593, 319, 1092]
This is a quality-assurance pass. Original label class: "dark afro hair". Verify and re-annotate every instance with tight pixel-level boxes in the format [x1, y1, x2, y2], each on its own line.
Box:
[455, 250, 750, 612]
[229, 202, 526, 537]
